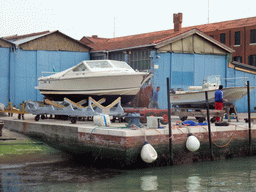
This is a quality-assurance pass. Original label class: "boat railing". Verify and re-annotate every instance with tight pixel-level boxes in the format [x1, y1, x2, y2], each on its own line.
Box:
[221, 77, 248, 87]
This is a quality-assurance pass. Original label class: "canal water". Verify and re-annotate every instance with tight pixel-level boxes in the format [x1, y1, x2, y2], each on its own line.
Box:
[1, 155, 256, 191]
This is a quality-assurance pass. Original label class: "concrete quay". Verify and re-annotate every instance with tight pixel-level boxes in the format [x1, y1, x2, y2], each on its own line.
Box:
[1, 113, 256, 169]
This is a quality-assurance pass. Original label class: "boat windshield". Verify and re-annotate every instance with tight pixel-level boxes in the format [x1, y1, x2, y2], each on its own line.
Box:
[205, 75, 221, 85]
[86, 60, 113, 69]
[110, 60, 133, 70]
[73, 63, 89, 72]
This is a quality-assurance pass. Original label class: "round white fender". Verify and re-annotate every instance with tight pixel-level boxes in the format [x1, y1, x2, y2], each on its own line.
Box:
[141, 141, 158, 163]
[186, 134, 200, 152]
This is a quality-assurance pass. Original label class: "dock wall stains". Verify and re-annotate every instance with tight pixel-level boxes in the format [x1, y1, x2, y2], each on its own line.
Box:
[3, 120, 256, 169]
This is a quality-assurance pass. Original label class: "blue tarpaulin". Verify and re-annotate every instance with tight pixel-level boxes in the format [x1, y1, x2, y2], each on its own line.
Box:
[183, 120, 207, 126]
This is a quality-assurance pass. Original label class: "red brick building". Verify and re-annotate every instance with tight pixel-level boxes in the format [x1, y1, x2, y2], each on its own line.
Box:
[199, 17, 256, 66]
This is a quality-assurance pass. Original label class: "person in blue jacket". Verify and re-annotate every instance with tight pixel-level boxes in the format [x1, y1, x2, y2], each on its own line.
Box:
[215, 85, 228, 121]
[149, 86, 160, 108]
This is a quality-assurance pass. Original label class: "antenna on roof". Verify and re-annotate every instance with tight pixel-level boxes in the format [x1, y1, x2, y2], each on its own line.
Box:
[113, 17, 117, 38]
[208, 0, 210, 24]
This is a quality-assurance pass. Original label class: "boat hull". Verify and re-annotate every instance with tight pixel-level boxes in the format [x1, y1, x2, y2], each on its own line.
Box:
[170, 87, 252, 108]
[37, 73, 150, 105]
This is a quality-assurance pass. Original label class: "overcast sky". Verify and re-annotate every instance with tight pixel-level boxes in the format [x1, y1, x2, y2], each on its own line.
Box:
[0, 0, 255, 40]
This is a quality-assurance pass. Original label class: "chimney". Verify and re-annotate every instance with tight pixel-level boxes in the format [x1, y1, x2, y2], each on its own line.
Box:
[173, 13, 183, 32]
[92, 35, 98, 39]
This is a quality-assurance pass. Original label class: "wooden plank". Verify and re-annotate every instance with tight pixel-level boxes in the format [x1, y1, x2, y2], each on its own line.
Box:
[64, 98, 85, 108]
[45, 99, 65, 108]
[88, 97, 121, 109]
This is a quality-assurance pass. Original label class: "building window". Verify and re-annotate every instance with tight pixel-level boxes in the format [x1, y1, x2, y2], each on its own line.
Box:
[106, 49, 151, 71]
[109, 52, 125, 61]
[251, 29, 256, 43]
[233, 56, 242, 63]
[220, 33, 226, 44]
[248, 55, 256, 66]
[129, 49, 151, 71]
[235, 31, 240, 45]
[210, 35, 214, 38]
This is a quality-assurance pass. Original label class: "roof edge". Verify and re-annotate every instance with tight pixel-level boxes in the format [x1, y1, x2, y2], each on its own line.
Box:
[0, 38, 15, 46]
[230, 61, 256, 72]
[155, 28, 235, 54]
[17, 30, 92, 50]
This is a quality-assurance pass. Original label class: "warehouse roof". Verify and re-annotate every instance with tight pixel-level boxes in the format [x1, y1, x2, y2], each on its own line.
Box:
[81, 16, 256, 52]
[3, 30, 92, 49]
[82, 28, 234, 53]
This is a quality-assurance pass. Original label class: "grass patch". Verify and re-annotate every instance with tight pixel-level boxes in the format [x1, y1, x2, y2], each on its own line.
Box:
[0, 139, 60, 156]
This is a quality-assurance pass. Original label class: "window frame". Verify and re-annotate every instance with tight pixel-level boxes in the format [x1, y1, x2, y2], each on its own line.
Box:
[234, 31, 240, 45]
[250, 29, 256, 44]
[248, 55, 256, 66]
[220, 33, 226, 44]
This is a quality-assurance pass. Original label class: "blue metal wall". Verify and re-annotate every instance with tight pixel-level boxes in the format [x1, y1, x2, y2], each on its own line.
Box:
[152, 51, 256, 112]
[0, 48, 10, 105]
[152, 51, 227, 109]
[227, 67, 256, 112]
[2, 49, 90, 107]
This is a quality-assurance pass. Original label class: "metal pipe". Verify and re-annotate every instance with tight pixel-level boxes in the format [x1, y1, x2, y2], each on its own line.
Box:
[247, 81, 252, 156]
[205, 91, 213, 161]
[167, 77, 173, 165]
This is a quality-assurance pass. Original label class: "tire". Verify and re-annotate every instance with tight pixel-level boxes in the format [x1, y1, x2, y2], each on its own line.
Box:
[71, 117, 77, 124]
[18, 114, 21, 120]
[197, 117, 206, 123]
[41, 115, 45, 120]
[34, 115, 40, 121]
[111, 117, 116, 123]
[180, 116, 188, 121]
[211, 117, 216, 123]
[159, 112, 169, 124]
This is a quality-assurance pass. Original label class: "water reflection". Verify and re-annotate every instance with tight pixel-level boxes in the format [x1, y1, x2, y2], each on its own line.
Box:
[2, 157, 256, 191]
[0, 160, 122, 192]
[140, 175, 158, 191]
[187, 175, 201, 191]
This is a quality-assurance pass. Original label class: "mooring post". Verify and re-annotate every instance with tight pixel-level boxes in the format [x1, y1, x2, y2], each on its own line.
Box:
[247, 81, 252, 156]
[167, 78, 173, 165]
[205, 91, 214, 161]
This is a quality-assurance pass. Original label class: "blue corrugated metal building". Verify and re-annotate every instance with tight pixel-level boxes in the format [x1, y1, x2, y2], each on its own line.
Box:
[150, 29, 256, 112]
[0, 31, 90, 107]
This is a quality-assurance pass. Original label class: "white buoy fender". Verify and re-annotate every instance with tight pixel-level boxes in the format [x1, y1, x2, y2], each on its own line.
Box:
[186, 134, 200, 152]
[93, 114, 111, 126]
[141, 141, 158, 163]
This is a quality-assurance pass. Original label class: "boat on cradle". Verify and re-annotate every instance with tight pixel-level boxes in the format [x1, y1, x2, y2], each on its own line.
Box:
[35, 60, 153, 105]
[170, 75, 255, 108]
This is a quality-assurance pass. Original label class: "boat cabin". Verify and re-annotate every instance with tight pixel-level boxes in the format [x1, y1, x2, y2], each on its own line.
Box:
[72, 60, 135, 73]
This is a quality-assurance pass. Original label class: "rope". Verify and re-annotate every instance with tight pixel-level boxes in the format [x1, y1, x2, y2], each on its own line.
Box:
[211, 124, 238, 147]
[169, 121, 240, 148]
[90, 141, 107, 168]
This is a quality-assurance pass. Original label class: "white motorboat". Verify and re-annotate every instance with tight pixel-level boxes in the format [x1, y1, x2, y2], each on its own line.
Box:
[35, 60, 152, 105]
[170, 75, 254, 108]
